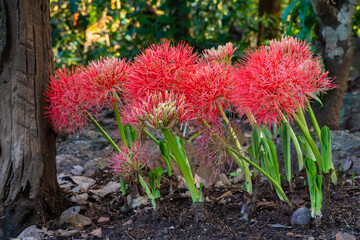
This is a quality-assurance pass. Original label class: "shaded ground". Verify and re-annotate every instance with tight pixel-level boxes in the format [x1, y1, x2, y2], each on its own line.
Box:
[52, 169, 360, 240]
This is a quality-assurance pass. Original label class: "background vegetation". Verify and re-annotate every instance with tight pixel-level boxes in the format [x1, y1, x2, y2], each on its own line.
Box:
[50, 0, 360, 67]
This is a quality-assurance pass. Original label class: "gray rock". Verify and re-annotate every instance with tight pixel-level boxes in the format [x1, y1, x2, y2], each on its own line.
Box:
[331, 130, 360, 174]
[291, 207, 311, 226]
[335, 232, 356, 240]
[59, 206, 81, 224]
[71, 165, 84, 175]
[61, 214, 92, 230]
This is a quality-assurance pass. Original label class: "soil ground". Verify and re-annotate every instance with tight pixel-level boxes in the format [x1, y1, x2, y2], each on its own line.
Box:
[51, 169, 360, 240]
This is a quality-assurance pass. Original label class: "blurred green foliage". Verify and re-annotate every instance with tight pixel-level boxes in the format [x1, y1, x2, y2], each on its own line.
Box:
[51, 0, 360, 68]
[51, 0, 260, 68]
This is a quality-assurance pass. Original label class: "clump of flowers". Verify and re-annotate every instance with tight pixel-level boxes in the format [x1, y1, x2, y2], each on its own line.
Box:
[125, 40, 198, 97]
[45, 67, 99, 134]
[109, 142, 149, 178]
[231, 36, 334, 127]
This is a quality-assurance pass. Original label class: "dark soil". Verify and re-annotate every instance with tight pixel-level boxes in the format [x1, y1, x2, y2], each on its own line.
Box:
[54, 169, 360, 240]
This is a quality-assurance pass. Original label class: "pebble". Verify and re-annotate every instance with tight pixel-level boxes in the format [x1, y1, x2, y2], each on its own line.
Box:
[71, 165, 84, 175]
[59, 206, 81, 224]
[291, 207, 311, 226]
[335, 232, 356, 240]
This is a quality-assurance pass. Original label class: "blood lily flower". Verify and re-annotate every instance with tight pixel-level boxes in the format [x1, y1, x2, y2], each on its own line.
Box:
[109, 142, 149, 178]
[231, 36, 334, 127]
[126, 40, 198, 98]
[45, 67, 99, 134]
[83, 57, 130, 109]
[180, 61, 235, 123]
[202, 42, 237, 64]
[126, 91, 191, 129]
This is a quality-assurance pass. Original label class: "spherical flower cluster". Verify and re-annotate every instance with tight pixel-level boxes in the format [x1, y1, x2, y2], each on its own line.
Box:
[45, 68, 99, 134]
[231, 37, 335, 127]
[180, 61, 235, 123]
[202, 42, 237, 64]
[83, 57, 129, 109]
[125, 40, 198, 98]
[125, 91, 191, 129]
[108, 142, 149, 178]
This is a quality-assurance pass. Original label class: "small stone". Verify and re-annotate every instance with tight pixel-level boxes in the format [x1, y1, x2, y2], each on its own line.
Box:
[17, 225, 44, 239]
[71, 165, 84, 175]
[97, 217, 110, 224]
[291, 207, 311, 226]
[63, 214, 92, 230]
[356, 219, 360, 230]
[286, 232, 294, 237]
[335, 232, 356, 240]
[214, 180, 224, 188]
[60, 206, 81, 224]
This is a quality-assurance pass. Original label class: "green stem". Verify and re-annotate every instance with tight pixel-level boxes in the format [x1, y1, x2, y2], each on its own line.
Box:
[294, 115, 323, 172]
[87, 112, 120, 153]
[306, 101, 321, 142]
[187, 131, 202, 143]
[282, 116, 304, 170]
[112, 92, 128, 148]
[161, 128, 199, 202]
[229, 147, 291, 206]
[216, 102, 252, 195]
[142, 128, 177, 164]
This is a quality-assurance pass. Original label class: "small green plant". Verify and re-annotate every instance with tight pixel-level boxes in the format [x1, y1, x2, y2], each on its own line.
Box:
[138, 167, 164, 209]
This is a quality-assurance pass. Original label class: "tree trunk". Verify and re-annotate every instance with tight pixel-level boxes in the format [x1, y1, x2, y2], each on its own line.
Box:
[0, 0, 67, 239]
[311, 0, 358, 129]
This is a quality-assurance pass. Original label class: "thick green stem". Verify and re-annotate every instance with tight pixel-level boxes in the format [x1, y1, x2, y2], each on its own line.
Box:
[161, 128, 199, 202]
[282, 116, 304, 170]
[306, 101, 321, 142]
[229, 147, 291, 206]
[143, 128, 178, 164]
[216, 102, 252, 194]
[294, 116, 323, 172]
[87, 112, 120, 153]
[112, 92, 128, 148]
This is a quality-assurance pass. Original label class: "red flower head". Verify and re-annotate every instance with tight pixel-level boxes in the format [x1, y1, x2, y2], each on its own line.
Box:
[125, 40, 198, 98]
[180, 61, 235, 123]
[202, 42, 237, 64]
[45, 67, 99, 134]
[108, 142, 149, 178]
[125, 91, 191, 129]
[83, 57, 130, 109]
[231, 36, 335, 127]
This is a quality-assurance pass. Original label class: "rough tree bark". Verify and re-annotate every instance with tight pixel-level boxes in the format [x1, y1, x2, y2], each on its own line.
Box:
[311, 0, 359, 129]
[0, 0, 67, 239]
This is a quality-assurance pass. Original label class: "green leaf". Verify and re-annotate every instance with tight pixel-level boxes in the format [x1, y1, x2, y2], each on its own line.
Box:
[138, 175, 154, 200]
[304, 157, 317, 177]
[280, 124, 292, 183]
[159, 140, 170, 159]
[149, 169, 156, 194]
[124, 124, 137, 147]
[282, 0, 300, 23]
[156, 167, 163, 188]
